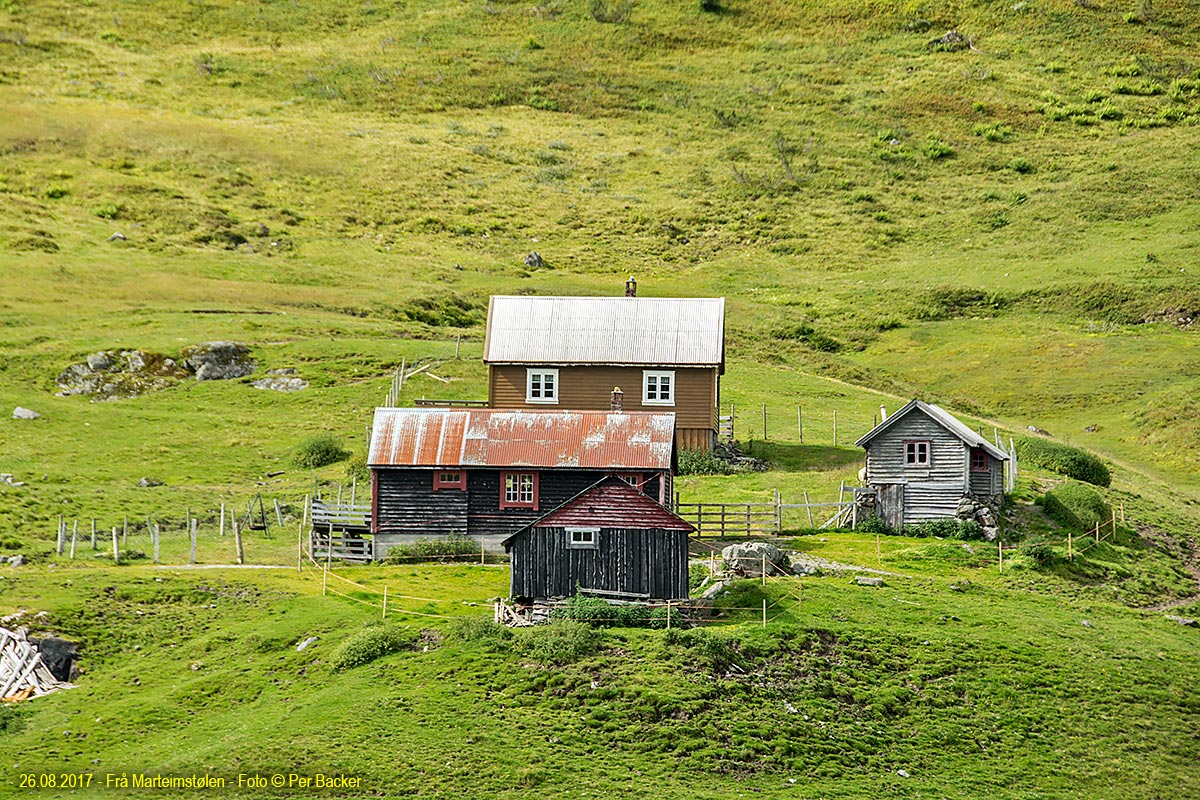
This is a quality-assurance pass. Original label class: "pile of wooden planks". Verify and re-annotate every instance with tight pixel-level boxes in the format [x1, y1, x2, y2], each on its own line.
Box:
[0, 627, 72, 702]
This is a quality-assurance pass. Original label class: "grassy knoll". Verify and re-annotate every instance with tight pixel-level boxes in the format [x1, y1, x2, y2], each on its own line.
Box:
[0, 553, 1198, 799]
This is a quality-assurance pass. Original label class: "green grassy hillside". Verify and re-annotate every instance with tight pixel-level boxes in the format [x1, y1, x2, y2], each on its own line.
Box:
[2, 1, 1200, 796]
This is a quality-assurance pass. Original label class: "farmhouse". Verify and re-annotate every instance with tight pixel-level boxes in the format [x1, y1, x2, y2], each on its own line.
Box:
[503, 476, 693, 603]
[855, 399, 1009, 530]
[367, 407, 677, 556]
[482, 281, 725, 450]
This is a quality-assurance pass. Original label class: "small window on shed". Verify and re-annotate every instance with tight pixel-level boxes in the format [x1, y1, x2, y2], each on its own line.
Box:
[970, 448, 989, 472]
[434, 471, 465, 490]
[904, 440, 930, 466]
[567, 527, 600, 549]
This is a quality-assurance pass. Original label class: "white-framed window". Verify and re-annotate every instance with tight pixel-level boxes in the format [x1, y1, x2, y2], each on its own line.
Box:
[904, 440, 931, 466]
[526, 369, 559, 404]
[567, 527, 600, 549]
[642, 370, 675, 406]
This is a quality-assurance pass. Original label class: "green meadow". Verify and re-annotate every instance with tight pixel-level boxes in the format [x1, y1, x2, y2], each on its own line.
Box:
[1, 0, 1199, 796]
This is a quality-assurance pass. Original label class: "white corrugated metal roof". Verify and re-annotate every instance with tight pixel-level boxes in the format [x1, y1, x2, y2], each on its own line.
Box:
[483, 296, 725, 367]
[855, 400, 1010, 460]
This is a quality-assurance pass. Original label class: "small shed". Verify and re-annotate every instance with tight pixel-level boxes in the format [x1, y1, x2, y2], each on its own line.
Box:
[855, 400, 1009, 529]
[502, 476, 694, 603]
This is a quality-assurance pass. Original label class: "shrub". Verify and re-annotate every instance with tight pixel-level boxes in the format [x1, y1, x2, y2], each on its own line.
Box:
[1019, 542, 1059, 567]
[381, 534, 479, 562]
[448, 616, 512, 646]
[1016, 437, 1110, 486]
[292, 434, 349, 469]
[1009, 157, 1034, 174]
[513, 621, 600, 664]
[677, 448, 736, 475]
[345, 454, 369, 482]
[554, 594, 652, 627]
[902, 518, 987, 540]
[856, 515, 892, 535]
[92, 202, 122, 219]
[331, 624, 416, 670]
[1042, 482, 1110, 530]
[774, 323, 842, 352]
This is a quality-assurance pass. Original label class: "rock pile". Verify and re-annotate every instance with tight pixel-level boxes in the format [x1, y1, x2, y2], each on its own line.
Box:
[955, 496, 1001, 541]
[56, 342, 257, 400]
[253, 368, 308, 393]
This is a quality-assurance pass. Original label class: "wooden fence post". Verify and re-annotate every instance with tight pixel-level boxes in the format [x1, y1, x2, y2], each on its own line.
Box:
[382, 585, 388, 620]
[190, 519, 198, 564]
[297, 521, 303, 574]
[666, 601, 671, 630]
[803, 491, 814, 528]
[56, 516, 64, 556]
[1068, 530, 1073, 561]
[219, 503, 225, 538]
[350, 477, 357, 509]
[322, 564, 328, 596]
[112, 527, 120, 565]
[774, 488, 781, 533]
[762, 598, 767, 627]
[998, 540, 1003, 572]
[761, 554, 766, 586]
[833, 409, 838, 446]
[274, 498, 284, 528]
[70, 521, 77, 559]
[455, 333, 462, 359]
[1111, 508, 1117, 537]
[90, 518, 96, 550]
[122, 515, 128, 547]
[152, 523, 160, 565]
[234, 517, 244, 565]
[1094, 520, 1099, 544]
[1120, 502, 1125, 524]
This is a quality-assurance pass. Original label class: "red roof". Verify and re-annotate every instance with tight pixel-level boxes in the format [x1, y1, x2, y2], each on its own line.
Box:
[368, 408, 676, 470]
[529, 477, 693, 532]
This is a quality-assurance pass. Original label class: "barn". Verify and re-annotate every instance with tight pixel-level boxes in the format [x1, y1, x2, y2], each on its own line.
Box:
[503, 476, 693, 603]
[367, 407, 677, 558]
[855, 399, 1009, 530]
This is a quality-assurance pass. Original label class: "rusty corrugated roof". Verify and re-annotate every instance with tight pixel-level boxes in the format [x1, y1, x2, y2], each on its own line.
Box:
[369, 408, 676, 469]
[483, 295, 725, 368]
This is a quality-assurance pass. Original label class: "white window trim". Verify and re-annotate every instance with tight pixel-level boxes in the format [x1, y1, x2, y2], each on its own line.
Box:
[566, 527, 600, 549]
[642, 370, 676, 406]
[525, 368, 560, 404]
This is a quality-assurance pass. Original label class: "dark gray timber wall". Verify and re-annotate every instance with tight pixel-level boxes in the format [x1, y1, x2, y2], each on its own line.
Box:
[509, 526, 689, 602]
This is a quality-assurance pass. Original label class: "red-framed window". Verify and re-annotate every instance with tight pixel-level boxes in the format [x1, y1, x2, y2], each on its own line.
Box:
[500, 472, 538, 510]
[433, 470, 465, 491]
[970, 449, 989, 472]
[904, 440, 931, 466]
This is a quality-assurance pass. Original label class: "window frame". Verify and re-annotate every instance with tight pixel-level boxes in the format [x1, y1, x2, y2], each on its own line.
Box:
[642, 370, 676, 406]
[433, 470, 465, 491]
[903, 439, 931, 467]
[614, 472, 643, 488]
[499, 471, 539, 510]
[525, 368, 560, 404]
[566, 527, 600, 549]
[970, 448, 990, 473]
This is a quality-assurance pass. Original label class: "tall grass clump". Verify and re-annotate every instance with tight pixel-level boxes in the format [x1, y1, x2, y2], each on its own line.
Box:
[331, 623, 417, 670]
[552, 594, 673, 628]
[513, 621, 601, 664]
[1017, 438, 1111, 486]
[678, 448, 737, 475]
[1041, 481, 1111, 530]
[292, 434, 349, 469]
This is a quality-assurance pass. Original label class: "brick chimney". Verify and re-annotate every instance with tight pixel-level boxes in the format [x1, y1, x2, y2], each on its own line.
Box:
[610, 386, 624, 413]
[625, 276, 637, 297]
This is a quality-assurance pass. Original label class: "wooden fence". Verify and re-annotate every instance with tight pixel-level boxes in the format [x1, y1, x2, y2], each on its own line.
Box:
[675, 488, 859, 536]
[310, 501, 370, 530]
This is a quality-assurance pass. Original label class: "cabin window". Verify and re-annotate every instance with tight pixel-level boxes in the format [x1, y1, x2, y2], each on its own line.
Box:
[433, 471, 464, 491]
[904, 440, 931, 466]
[500, 472, 538, 509]
[567, 527, 600, 549]
[970, 448, 990, 472]
[642, 370, 675, 406]
[526, 369, 559, 404]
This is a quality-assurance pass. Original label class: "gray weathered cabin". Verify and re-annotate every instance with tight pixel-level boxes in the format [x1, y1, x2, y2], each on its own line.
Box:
[503, 476, 693, 603]
[855, 399, 1009, 529]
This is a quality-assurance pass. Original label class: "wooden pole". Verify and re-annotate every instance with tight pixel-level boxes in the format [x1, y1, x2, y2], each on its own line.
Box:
[382, 585, 388, 620]
[70, 521, 77, 559]
[350, 477, 357, 508]
[322, 564, 328, 596]
[152, 523, 160, 564]
[761, 554, 766, 585]
[56, 516, 64, 556]
[326, 523, 333, 571]
[665, 600, 671, 630]
[1094, 520, 1099, 544]
[1068, 529, 1073, 561]
[219, 503, 225, 538]
[833, 409, 838, 446]
[185, 507, 191, 539]
[337, 483, 344, 508]
[1120, 502, 1125, 524]
[762, 598, 767, 627]
[234, 517, 244, 565]
[803, 491, 814, 528]
[709, 550, 715, 575]
[998, 540, 1003, 572]
[90, 517, 96, 550]
[797, 406, 803, 443]
[112, 527, 120, 565]
[274, 498, 284, 527]
[480, 535, 486, 565]
[455, 333, 461, 360]
[1111, 508, 1117, 537]
[190, 519, 198, 564]
[297, 521, 303, 574]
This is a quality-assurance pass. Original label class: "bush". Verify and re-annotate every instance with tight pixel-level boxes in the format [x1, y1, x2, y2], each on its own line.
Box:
[552, 594, 667, 628]
[856, 515, 892, 535]
[677, 448, 737, 475]
[331, 624, 417, 670]
[1019, 542, 1059, 567]
[1016, 437, 1111, 486]
[513, 621, 600, 664]
[92, 202, 122, 219]
[903, 518, 987, 540]
[1042, 482, 1110, 530]
[381, 534, 479, 562]
[448, 616, 512, 647]
[292, 434, 349, 469]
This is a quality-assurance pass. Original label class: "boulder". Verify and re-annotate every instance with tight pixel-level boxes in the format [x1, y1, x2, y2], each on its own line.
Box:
[12, 407, 40, 420]
[296, 636, 319, 652]
[9, 555, 24, 567]
[524, 251, 546, 268]
[1165, 615, 1199, 628]
[86, 351, 115, 371]
[253, 376, 308, 392]
[855, 576, 884, 587]
[181, 341, 256, 381]
[137, 476, 164, 488]
[721, 541, 791, 576]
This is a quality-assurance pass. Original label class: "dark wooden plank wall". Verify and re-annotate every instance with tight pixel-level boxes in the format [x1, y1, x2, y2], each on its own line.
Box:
[375, 469, 668, 539]
[968, 453, 1004, 497]
[488, 364, 718, 434]
[509, 526, 689, 601]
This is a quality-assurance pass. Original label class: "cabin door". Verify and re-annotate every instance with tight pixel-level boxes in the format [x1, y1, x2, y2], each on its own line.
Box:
[877, 483, 905, 530]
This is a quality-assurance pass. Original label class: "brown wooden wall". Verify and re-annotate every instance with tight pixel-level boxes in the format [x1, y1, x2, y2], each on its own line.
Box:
[488, 364, 718, 438]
